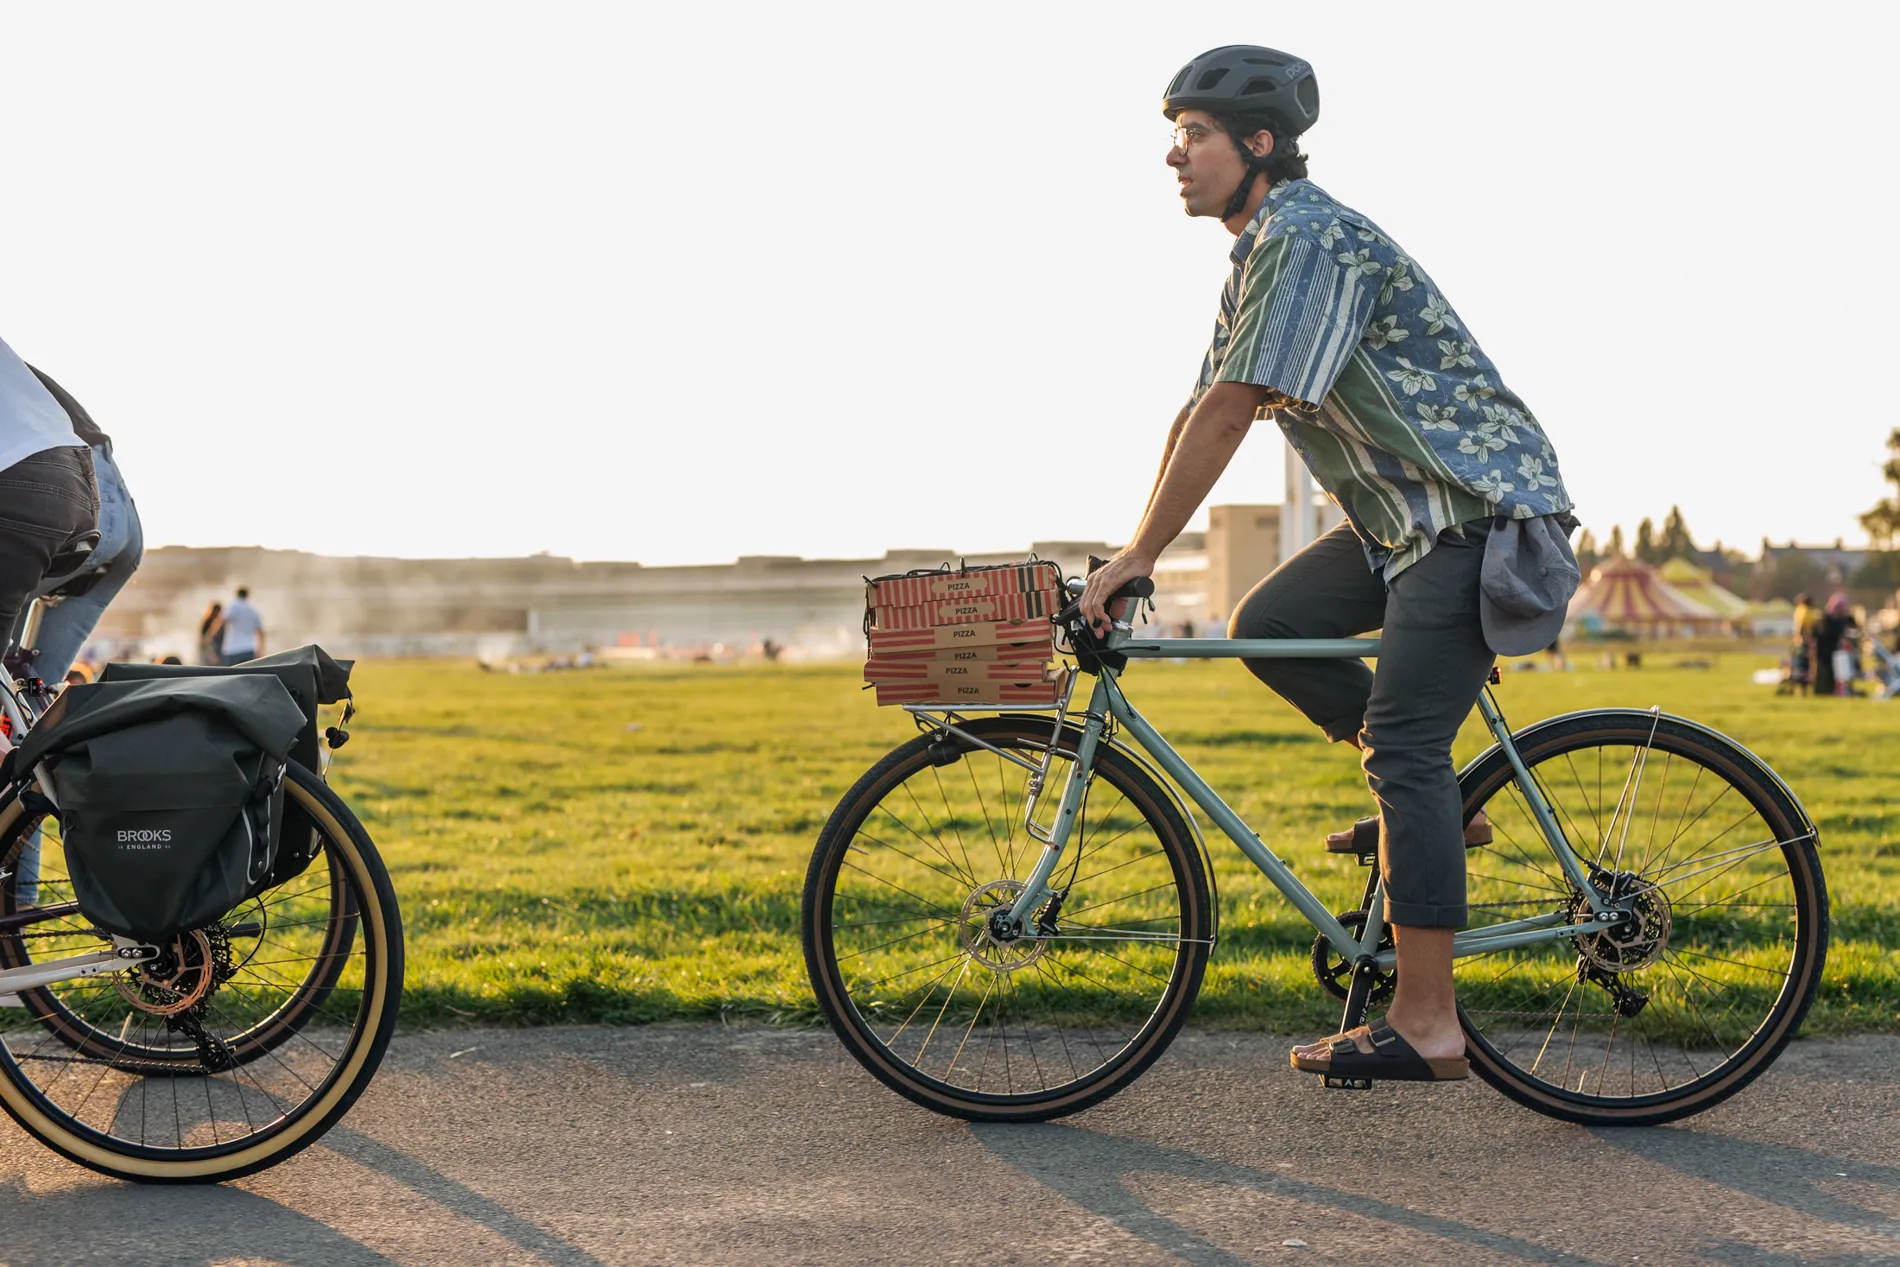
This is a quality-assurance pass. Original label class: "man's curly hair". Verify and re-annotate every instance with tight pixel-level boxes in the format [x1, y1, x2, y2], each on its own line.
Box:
[1213, 111, 1309, 183]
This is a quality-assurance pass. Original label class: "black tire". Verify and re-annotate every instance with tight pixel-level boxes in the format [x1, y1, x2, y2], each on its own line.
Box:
[1454, 709, 1827, 1126]
[0, 763, 403, 1182]
[803, 716, 1210, 1122]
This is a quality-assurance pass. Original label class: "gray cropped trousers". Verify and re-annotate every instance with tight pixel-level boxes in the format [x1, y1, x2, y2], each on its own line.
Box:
[1227, 520, 1496, 928]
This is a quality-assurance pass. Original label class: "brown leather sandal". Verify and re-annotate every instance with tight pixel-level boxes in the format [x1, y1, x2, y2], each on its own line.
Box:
[1289, 1019, 1470, 1083]
[1324, 813, 1494, 855]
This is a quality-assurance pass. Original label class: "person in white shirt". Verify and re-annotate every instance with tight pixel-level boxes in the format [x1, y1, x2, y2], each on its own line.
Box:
[219, 587, 265, 665]
[0, 337, 99, 639]
[20, 365, 142, 681]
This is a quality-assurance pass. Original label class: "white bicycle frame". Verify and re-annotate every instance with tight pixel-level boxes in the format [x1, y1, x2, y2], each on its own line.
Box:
[0, 671, 160, 992]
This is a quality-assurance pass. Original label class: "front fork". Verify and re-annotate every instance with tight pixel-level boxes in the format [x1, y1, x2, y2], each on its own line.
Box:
[1003, 680, 1111, 931]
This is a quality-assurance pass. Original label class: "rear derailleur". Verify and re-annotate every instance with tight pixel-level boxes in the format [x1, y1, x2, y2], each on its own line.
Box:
[118, 925, 242, 1071]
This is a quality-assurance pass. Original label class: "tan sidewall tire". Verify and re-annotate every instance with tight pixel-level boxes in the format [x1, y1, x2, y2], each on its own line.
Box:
[804, 718, 1211, 1122]
[1455, 711, 1827, 1126]
[0, 767, 402, 1181]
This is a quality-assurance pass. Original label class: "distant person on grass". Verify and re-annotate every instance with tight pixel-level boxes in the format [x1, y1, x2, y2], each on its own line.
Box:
[1789, 592, 1815, 695]
[198, 600, 224, 666]
[1080, 45, 1579, 1087]
[1813, 593, 1858, 697]
[219, 587, 265, 665]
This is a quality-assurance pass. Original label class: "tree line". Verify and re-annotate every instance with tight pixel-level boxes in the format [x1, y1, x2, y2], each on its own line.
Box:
[1570, 430, 1900, 604]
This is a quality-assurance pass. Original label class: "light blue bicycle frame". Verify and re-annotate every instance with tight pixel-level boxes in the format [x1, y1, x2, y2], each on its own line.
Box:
[972, 635, 1626, 972]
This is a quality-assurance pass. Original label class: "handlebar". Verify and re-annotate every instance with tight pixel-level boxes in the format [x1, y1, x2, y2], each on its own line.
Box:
[1055, 569, 1156, 670]
[1061, 574, 1156, 604]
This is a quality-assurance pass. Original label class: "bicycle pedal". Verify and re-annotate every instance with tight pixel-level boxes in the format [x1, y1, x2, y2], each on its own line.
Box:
[1322, 1075, 1373, 1090]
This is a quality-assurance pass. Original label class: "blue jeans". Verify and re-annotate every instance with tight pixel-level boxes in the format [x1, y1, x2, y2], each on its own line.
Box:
[30, 443, 142, 680]
[16, 445, 140, 907]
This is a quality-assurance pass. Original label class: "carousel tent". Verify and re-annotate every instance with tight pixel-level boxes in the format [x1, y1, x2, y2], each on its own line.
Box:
[1568, 557, 1726, 635]
[1657, 558, 1751, 623]
[1745, 598, 1796, 638]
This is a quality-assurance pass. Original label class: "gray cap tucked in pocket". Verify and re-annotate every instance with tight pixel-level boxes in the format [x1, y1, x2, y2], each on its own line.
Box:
[1479, 513, 1582, 657]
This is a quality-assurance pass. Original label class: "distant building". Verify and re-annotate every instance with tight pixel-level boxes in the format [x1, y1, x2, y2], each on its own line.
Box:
[91, 502, 1343, 661]
[1757, 539, 1872, 590]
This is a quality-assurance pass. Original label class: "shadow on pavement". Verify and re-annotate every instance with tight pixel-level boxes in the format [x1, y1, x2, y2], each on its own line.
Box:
[1592, 1126, 1900, 1260]
[320, 1123, 607, 1267]
[972, 1121, 1600, 1266]
[0, 1124, 603, 1267]
[0, 1176, 387, 1267]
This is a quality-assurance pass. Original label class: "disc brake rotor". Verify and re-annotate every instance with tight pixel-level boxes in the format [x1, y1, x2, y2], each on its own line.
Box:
[115, 929, 230, 1017]
[1572, 873, 1672, 974]
[958, 879, 1048, 973]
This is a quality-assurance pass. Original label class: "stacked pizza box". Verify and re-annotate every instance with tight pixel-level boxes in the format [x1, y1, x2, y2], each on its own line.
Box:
[864, 561, 1066, 706]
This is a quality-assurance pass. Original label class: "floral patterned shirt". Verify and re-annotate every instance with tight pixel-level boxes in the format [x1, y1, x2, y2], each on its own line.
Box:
[1189, 178, 1573, 578]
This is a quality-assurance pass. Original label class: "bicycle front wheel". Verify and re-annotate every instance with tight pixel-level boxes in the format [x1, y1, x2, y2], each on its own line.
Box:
[0, 762, 403, 1182]
[1454, 709, 1827, 1126]
[803, 715, 1210, 1122]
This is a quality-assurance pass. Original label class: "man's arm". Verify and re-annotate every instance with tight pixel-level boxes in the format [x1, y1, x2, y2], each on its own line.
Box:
[1142, 403, 1194, 519]
[1080, 381, 1277, 632]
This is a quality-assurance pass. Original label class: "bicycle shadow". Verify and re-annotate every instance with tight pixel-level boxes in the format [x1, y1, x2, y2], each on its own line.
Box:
[0, 1176, 388, 1266]
[0, 1122, 604, 1267]
[971, 1121, 1602, 1266]
[1589, 1126, 1900, 1253]
[317, 1121, 609, 1267]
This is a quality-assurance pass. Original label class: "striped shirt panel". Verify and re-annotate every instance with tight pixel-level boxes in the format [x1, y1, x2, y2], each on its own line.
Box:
[1192, 178, 1572, 578]
[1226, 234, 1376, 408]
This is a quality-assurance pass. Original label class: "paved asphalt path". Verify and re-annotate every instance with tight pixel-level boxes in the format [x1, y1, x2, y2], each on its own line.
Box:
[0, 1026, 1895, 1265]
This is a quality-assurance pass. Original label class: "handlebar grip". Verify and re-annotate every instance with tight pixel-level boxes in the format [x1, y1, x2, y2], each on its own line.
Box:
[1083, 556, 1157, 603]
[1116, 577, 1156, 601]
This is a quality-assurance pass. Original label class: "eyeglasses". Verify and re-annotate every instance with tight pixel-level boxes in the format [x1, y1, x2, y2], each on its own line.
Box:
[1170, 123, 1215, 151]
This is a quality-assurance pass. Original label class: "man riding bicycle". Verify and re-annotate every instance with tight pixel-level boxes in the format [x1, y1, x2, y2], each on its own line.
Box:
[1080, 46, 1580, 1085]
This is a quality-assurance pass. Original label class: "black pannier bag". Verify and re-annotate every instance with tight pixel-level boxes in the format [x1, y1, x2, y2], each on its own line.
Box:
[14, 675, 306, 944]
[98, 645, 354, 891]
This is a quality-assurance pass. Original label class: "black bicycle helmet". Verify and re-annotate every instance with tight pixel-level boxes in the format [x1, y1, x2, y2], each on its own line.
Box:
[1162, 45, 1319, 133]
[1163, 46, 1320, 217]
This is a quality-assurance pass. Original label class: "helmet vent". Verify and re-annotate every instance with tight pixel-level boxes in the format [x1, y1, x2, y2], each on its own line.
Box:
[1240, 77, 1279, 96]
[1297, 78, 1319, 112]
[1168, 69, 1189, 94]
[1194, 67, 1229, 90]
[1242, 56, 1284, 66]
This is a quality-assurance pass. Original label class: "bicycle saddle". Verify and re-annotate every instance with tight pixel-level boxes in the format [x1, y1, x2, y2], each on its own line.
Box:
[42, 529, 103, 598]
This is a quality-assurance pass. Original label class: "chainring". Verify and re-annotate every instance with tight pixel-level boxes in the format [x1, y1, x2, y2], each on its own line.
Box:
[1312, 909, 1396, 1005]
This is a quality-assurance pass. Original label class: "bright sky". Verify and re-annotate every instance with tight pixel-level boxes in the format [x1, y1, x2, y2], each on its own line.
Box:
[0, 2, 1888, 566]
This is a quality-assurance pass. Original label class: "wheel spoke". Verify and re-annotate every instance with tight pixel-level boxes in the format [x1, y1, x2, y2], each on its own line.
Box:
[820, 727, 1201, 1104]
[1457, 727, 1818, 1118]
[0, 777, 395, 1170]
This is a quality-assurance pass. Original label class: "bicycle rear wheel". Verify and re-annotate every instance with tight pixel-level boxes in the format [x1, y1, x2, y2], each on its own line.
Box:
[0, 815, 359, 1068]
[803, 715, 1210, 1121]
[0, 762, 403, 1181]
[1454, 709, 1827, 1126]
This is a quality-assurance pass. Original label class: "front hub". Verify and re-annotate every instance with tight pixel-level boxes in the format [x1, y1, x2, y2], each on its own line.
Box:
[959, 879, 1048, 973]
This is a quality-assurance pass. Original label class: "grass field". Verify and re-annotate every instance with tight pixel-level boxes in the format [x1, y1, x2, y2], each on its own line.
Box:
[329, 655, 1900, 1036]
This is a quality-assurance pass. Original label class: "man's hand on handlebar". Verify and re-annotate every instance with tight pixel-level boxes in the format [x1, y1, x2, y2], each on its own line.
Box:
[1079, 552, 1156, 637]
